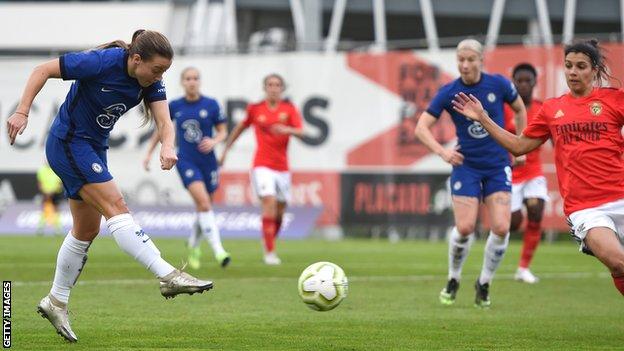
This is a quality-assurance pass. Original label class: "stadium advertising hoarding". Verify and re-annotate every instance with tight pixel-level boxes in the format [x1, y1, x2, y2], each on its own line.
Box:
[0, 46, 582, 232]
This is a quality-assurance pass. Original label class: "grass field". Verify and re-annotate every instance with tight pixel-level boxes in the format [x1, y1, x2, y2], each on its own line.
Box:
[1, 235, 622, 350]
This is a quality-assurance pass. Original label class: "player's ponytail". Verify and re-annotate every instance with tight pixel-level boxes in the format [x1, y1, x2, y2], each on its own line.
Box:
[564, 39, 619, 87]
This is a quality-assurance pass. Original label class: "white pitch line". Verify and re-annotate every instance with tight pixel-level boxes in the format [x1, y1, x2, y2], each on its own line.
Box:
[9, 271, 610, 287]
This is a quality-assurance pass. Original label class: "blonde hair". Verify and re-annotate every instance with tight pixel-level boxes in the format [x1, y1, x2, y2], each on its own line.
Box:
[456, 39, 483, 57]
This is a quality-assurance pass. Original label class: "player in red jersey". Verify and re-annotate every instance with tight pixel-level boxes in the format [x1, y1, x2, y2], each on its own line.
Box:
[503, 63, 548, 284]
[452, 39, 624, 296]
[220, 74, 304, 265]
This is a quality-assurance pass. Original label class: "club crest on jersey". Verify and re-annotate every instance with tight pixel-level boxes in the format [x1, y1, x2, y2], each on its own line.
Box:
[185, 169, 194, 178]
[279, 112, 288, 122]
[590, 102, 602, 116]
[200, 109, 208, 118]
[487, 93, 496, 103]
[453, 181, 462, 191]
[91, 163, 103, 174]
[468, 121, 489, 139]
[258, 114, 267, 123]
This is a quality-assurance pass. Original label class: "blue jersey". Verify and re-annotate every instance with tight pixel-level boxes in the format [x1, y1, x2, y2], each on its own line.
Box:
[427, 72, 518, 169]
[170, 96, 225, 164]
[51, 47, 166, 147]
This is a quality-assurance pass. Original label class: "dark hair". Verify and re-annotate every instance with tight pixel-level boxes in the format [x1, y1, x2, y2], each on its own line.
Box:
[97, 30, 174, 125]
[564, 39, 613, 87]
[263, 73, 286, 88]
[512, 63, 537, 79]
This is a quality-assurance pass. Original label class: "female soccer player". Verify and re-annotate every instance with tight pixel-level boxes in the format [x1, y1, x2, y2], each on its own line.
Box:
[6, 30, 213, 342]
[452, 39, 624, 297]
[219, 74, 304, 265]
[415, 39, 527, 307]
[503, 63, 548, 284]
[144, 67, 231, 270]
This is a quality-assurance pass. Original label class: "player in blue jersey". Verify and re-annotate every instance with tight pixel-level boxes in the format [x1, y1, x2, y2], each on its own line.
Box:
[415, 39, 527, 308]
[144, 67, 231, 270]
[6, 30, 213, 343]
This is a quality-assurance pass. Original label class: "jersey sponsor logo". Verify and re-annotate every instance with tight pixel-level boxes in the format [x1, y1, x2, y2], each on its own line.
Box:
[487, 93, 496, 103]
[96, 103, 127, 129]
[590, 102, 602, 116]
[185, 169, 194, 178]
[91, 163, 103, 174]
[467, 121, 489, 139]
[101, 87, 114, 93]
[181, 119, 202, 143]
[554, 109, 565, 119]
[199, 109, 208, 118]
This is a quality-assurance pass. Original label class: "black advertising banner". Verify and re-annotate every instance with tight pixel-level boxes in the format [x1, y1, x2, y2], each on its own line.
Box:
[340, 172, 453, 227]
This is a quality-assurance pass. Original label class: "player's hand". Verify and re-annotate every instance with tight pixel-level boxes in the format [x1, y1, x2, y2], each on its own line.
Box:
[142, 156, 151, 171]
[440, 146, 464, 166]
[159, 145, 177, 170]
[218, 152, 227, 166]
[198, 137, 218, 154]
[451, 92, 485, 122]
[270, 124, 291, 135]
[7, 112, 29, 145]
[513, 154, 526, 166]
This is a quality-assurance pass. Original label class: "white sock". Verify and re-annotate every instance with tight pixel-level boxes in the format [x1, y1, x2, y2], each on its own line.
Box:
[106, 213, 175, 279]
[198, 211, 226, 256]
[479, 231, 510, 285]
[448, 227, 474, 280]
[188, 218, 201, 248]
[50, 232, 91, 305]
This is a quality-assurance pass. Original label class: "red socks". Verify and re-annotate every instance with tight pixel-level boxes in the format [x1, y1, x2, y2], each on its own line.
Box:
[613, 274, 624, 296]
[519, 221, 542, 269]
[262, 217, 277, 252]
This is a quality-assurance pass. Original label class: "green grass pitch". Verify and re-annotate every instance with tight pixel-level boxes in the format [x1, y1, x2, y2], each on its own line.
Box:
[1, 235, 622, 350]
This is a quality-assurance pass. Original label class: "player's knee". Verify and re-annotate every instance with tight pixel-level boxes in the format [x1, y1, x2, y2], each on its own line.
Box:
[509, 212, 523, 232]
[456, 223, 475, 236]
[491, 222, 510, 236]
[195, 200, 212, 212]
[526, 206, 544, 223]
[605, 253, 624, 276]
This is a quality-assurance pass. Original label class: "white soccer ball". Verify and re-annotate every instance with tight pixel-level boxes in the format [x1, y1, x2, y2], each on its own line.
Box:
[298, 261, 348, 311]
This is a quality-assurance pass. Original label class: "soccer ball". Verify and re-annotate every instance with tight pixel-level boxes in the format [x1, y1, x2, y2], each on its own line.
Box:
[298, 261, 348, 311]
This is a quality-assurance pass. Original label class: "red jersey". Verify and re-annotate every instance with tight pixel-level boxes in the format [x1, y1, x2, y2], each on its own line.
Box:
[523, 88, 624, 216]
[243, 100, 303, 171]
[504, 101, 544, 183]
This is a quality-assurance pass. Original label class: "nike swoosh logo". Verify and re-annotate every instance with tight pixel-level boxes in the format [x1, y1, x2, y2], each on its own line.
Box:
[101, 87, 114, 92]
[142, 238, 151, 243]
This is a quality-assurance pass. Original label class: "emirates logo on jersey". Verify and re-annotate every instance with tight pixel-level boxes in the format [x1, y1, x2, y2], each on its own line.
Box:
[590, 102, 602, 116]
[279, 112, 288, 122]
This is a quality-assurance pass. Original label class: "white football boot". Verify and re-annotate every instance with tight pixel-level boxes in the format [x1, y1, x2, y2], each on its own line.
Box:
[515, 267, 539, 284]
[159, 269, 213, 299]
[263, 252, 282, 265]
[36, 295, 78, 342]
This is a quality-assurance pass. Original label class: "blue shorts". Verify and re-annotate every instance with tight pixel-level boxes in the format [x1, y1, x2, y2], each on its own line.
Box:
[175, 157, 219, 194]
[449, 164, 511, 199]
[46, 134, 113, 200]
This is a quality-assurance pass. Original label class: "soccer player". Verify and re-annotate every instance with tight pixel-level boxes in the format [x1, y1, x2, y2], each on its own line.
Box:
[415, 39, 527, 307]
[219, 74, 304, 265]
[144, 67, 231, 270]
[36, 161, 64, 235]
[503, 63, 548, 284]
[6, 30, 213, 342]
[451, 39, 624, 297]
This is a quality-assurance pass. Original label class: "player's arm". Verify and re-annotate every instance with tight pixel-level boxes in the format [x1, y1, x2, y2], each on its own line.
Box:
[414, 112, 464, 166]
[7, 59, 61, 145]
[198, 123, 228, 154]
[219, 121, 248, 165]
[452, 93, 543, 156]
[509, 96, 528, 164]
[149, 100, 178, 170]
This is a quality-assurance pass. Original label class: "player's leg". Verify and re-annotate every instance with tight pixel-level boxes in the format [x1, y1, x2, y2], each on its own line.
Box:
[274, 170, 291, 238]
[251, 167, 281, 264]
[584, 227, 624, 296]
[516, 176, 548, 283]
[176, 158, 205, 269]
[187, 180, 230, 268]
[440, 167, 480, 305]
[38, 198, 100, 342]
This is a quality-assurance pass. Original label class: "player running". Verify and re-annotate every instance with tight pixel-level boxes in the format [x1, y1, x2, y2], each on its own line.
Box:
[219, 74, 304, 265]
[415, 39, 527, 307]
[144, 67, 231, 270]
[6, 30, 213, 342]
[452, 39, 624, 297]
[503, 63, 548, 284]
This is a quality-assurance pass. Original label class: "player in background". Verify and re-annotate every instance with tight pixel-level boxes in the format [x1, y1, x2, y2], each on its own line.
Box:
[452, 39, 624, 297]
[219, 74, 304, 265]
[503, 63, 548, 284]
[6, 30, 213, 342]
[37, 160, 64, 235]
[144, 67, 231, 270]
[415, 39, 527, 307]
